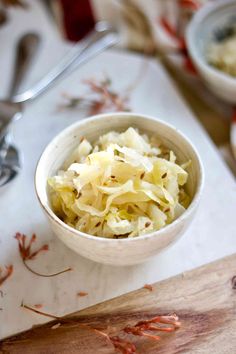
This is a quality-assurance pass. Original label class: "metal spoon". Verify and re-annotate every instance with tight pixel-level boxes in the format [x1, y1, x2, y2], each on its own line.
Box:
[0, 32, 40, 187]
[0, 22, 119, 187]
[0, 23, 118, 140]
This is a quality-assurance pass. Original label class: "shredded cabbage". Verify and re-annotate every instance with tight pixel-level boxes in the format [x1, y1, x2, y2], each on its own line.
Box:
[48, 127, 191, 238]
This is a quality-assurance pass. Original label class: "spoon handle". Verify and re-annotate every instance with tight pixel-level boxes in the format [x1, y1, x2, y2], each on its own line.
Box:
[12, 23, 119, 103]
[8, 33, 41, 99]
[0, 33, 40, 162]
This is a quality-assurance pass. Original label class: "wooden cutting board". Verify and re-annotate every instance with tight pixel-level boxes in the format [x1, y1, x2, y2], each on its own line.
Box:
[1, 254, 236, 353]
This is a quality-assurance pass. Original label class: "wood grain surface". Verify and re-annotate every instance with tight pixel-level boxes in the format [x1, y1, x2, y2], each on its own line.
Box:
[1, 254, 236, 354]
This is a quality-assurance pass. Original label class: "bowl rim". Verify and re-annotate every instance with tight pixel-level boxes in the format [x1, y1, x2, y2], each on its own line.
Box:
[35, 112, 204, 243]
[186, 0, 236, 86]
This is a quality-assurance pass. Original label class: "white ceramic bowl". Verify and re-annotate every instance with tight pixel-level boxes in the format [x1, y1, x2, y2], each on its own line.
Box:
[186, 0, 236, 104]
[35, 113, 204, 266]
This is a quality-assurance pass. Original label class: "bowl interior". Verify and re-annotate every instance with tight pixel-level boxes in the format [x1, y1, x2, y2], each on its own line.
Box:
[36, 114, 202, 227]
[189, 1, 236, 68]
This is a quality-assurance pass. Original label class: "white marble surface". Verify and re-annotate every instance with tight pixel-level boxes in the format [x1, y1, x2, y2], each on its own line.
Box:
[0, 0, 236, 340]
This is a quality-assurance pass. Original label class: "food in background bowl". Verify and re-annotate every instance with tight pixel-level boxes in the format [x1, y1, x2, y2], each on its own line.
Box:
[186, 0, 236, 103]
[207, 23, 236, 77]
[48, 127, 190, 239]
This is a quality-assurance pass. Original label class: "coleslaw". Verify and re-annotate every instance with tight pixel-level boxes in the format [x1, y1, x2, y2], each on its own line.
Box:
[48, 127, 190, 238]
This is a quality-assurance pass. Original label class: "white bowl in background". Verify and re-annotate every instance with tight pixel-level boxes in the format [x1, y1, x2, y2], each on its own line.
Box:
[35, 113, 204, 266]
[186, 0, 236, 104]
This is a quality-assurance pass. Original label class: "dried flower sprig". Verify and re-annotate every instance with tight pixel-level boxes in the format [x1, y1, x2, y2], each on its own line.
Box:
[21, 304, 181, 353]
[21, 303, 100, 328]
[0, 265, 13, 286]
[15, 232, 71, 278]
[34, 304, 43, 309]
[143, 284, 153, 292]
[77, 292, 88, 297]
[124, 314, 180, 341]
[110, 336, 136, 354]
[22, 304, 135, 353]
[60, 77, 130, 115]
[21, 303, 60, 320]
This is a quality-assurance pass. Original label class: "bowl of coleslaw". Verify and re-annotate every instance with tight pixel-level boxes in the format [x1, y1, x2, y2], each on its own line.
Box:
[35, 113, 204, 265]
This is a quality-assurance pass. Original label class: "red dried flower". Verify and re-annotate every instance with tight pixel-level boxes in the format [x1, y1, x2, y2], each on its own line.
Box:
[124, 314, 180, 341]
[15, 232, 48, 261]
[0, 265, 13, 286]
[21, 303, 60, 320]
[15, 232, 71, 278]
[21, 304, 181, 354]
[143, 284, 153, 291]
[77, 292, 88, 297]
[60, 77, 130, 115]
[110, 336, 136, 354]
[34, 304, 43, 309]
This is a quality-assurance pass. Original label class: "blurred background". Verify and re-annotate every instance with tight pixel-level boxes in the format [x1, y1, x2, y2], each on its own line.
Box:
[0, 0, 235, 175]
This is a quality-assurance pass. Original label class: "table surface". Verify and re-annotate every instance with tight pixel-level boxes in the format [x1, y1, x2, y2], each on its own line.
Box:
[0, 0, 236, 340]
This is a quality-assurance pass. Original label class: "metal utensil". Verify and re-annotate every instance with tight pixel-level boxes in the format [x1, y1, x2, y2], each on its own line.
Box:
[0, 23, 118, 141]
[0, 32, 40, 187]
[0, 22, 119, 188]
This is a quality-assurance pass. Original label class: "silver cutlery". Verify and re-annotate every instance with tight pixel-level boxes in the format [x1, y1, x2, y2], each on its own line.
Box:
[0, 22, 119, 188]
[0, 32, 40, 187]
